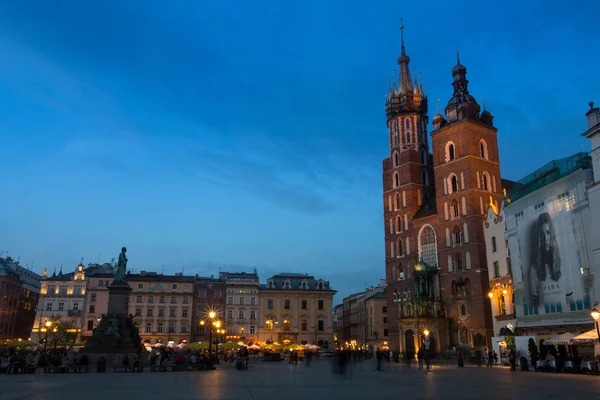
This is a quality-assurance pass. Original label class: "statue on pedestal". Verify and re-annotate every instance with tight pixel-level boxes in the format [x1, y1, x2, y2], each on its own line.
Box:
[115, 247, 128, 281]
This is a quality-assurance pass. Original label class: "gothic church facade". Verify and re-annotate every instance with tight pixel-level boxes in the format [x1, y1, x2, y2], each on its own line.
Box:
[383, 26, 504, 354]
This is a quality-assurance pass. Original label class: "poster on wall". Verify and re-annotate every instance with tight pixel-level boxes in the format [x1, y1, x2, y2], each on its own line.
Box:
[520, 192, 591, 315]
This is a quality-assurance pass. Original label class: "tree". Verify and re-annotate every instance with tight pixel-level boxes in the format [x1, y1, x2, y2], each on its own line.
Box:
[528, 338, 539, 366]
[45, 318, 79, 349]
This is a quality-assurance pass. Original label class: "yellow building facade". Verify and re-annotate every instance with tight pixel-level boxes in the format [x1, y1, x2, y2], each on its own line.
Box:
[258, 273, 336, 348]
[127, 272, 195, 345]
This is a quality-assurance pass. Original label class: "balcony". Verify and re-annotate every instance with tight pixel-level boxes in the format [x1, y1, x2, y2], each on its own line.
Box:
[396, 297, 445, 319]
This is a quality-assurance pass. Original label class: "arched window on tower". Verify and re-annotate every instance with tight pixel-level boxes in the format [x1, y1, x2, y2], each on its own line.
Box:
[395, 215, 402, 233]
[406, 131, 411, 144]
[451, 199, 459, 219]
[395, 193, 401, 210]
[451, 175, 458, 193]
[397, 239, 404, 257]
[394, 172, 400, 188]
[446, 142, 455, 162]
[482, 172, 490, 192]
[406, 119, 411, 130]
[479, 139, 488, 159]
[456, 254, 463, 271]
[393, 152, 399, 167]
[418, 225, 438, 267]
[454, 227, 462, 246]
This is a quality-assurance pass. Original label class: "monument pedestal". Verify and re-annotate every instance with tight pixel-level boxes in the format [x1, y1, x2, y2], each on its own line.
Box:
[81, 280, 142, 369]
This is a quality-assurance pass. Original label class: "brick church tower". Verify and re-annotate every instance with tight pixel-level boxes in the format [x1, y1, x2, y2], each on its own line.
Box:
[429, 52, 503, 348]
[383, 29, 503, 354]
[382, 24, 434, 352]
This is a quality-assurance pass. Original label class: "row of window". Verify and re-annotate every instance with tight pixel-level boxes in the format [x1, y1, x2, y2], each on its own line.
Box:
[389, 237, 411, 258]
[265, 281, 326, 290]
[134, 308, 189, 318]
[137, 283, 181, 290]
[44, 285, 85, 295]
[45, 301, 79, 311]
[391, 149, 428, 169]
[444, 171, 496, 195]
[138, 322, 188, 334]
[135, 295, 189, 304]
[264, 319, 325, 332]
[198, 289, 222, 298]
[391, 168, 430, 189]
[226, 309, 257, 319]
[228, 296, 256, 305]
[265, 298, 325, 310]
[444, 139, 489, 163]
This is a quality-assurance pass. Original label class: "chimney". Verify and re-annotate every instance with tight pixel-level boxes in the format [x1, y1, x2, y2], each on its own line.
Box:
[586, 101, 600, 129]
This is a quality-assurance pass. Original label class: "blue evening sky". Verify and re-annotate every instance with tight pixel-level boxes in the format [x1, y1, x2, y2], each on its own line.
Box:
[1, 1, 599, 302]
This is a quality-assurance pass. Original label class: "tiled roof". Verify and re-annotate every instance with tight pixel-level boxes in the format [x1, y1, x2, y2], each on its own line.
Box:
[413, 195, 438, 220]
[261, 273, 334, 291]
[125, 273, 195, 282]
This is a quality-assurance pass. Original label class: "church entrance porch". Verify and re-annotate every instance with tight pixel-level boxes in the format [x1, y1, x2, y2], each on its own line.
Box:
[398, 318, 449, 357]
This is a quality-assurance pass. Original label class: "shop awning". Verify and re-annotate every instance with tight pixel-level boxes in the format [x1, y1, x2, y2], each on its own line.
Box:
[573, 329, 599, 342]
[544, 332, 576, 345]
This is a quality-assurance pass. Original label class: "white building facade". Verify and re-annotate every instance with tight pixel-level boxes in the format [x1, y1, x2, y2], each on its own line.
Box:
[483, 204, 516, 337]
[581, 101, 600, 305]
[505, 153, 596, 341]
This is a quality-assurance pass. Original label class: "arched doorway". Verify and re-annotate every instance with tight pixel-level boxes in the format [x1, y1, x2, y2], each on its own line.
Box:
[405, 330, 415, 356]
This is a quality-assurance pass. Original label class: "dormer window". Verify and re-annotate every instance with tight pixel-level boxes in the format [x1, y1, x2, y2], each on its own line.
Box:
[268, 280, 274, 289]
[284, 280, 291, 289]
[317, 282, 324, 290]
[301, 281, 308, 290]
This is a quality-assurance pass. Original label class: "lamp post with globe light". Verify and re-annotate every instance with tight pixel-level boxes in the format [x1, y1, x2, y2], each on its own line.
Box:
[199, 310, 217, 365]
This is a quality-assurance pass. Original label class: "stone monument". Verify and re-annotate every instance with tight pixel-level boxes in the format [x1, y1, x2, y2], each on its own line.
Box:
[81, 247, 142, 367]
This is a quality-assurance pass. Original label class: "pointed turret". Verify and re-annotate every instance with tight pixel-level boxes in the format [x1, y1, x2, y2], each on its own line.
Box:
[385, 21, 427, 120]
[397, 22, 413, 95]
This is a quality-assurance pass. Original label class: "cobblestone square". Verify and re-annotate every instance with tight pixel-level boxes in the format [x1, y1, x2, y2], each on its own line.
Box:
[1, 360, 600, 400]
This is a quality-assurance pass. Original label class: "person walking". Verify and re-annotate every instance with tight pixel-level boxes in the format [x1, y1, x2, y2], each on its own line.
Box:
[417, 348, 424, 370]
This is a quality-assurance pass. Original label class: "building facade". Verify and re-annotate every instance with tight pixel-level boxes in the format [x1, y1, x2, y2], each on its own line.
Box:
[192, 275, 226, 343]
[81, 263, 115, 340]
[383, 25, 502, 354]
[582, 101, 600, 305]
[342, 292, 364, 349]
[357, 282, 388, 352]
[31, 264, 87, 342]
[0, 258, 24, 340]
[127, 272, 195, 345]
[333, 303, 344, 348]
[220, 271, 260, 343]
[0, 257, 42, 340]
[483, 204, 516, 337]
[505, 152, 596, 340]
[258, 273, 335, 347]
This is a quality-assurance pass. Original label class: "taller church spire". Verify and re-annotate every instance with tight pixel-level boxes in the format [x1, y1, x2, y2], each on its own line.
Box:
[397, 21, 413, 95]
[385, 21, 427, 121]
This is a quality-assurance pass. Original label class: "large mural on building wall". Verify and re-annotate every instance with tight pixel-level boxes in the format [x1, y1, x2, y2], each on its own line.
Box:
[519, 192, 591, 316]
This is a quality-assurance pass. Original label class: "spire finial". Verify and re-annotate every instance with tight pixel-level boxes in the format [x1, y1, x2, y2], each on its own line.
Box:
[400, 18, 405, 54]
[456, 49, 460, 65]
[483, 95, 487, 111]
[436, 97, 441, 114]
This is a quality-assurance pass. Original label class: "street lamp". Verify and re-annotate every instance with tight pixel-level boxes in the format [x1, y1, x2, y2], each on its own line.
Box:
[199, 310, 217, 366]
[43, 321, 52, 350]
[591, 306, 600, 341]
